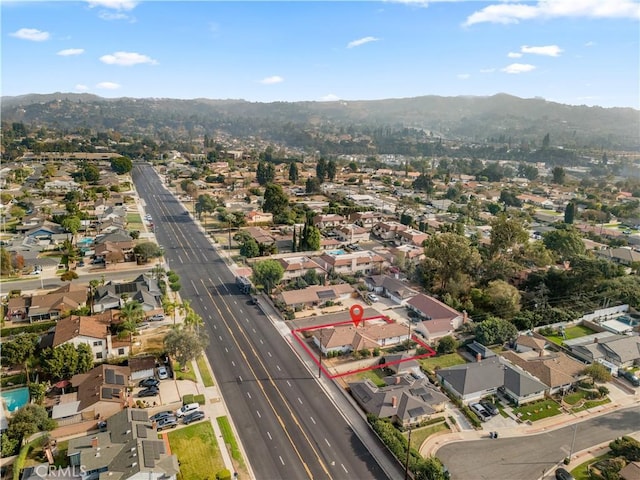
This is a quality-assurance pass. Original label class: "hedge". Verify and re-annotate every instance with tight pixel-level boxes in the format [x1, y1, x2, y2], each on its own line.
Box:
[1, 321, 56, 338]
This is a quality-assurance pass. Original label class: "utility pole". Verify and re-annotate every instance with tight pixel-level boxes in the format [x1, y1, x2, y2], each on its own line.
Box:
[568, 424, 578, 464]
[318, 329, 324, 378]
[404, 427, 412, 480]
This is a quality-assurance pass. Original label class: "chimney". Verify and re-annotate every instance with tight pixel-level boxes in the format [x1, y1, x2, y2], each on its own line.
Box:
[463, 310, 468, 324]
[476, 353, 482, 362]
[539, 348, 544, 357]
[594, 337, 598, 343]
[395, 376, 401, 385]
[392, 396, 397, 408]
[91, 437, 99, 449]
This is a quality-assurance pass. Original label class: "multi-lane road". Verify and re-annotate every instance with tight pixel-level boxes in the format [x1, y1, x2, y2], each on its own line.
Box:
[132, 163, 398, 479]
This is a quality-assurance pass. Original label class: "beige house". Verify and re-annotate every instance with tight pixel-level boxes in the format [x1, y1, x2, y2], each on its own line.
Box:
[313, 321, 410, 355]
[279, 284, 354, 309]
[314, 250, 385, 275]
[276, 256, 326, 281]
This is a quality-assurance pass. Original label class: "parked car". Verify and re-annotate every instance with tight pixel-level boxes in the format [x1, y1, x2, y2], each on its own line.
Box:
[138, 386, 159, 398]
[480, 401, 499, 416]
[555, 468, 575, 480]
[175, 403, 200, 418]
[149, 314, 165, 321]
[620, 370, 640, 387]
[150, 410, 174, 422]
[157, 366, 169, 380]
[469, 402, 491, 422]
[182, 410, 205, 425]
[156, 416, 178, 431]
[139, 377, 160, 388]
[367, 293, 379, 302]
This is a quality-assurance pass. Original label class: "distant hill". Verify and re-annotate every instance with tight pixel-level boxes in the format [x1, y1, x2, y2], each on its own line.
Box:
[2, 92, 638, 151]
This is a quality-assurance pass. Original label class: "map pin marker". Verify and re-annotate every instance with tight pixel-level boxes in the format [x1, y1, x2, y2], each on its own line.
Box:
[350, 304, 364, 328]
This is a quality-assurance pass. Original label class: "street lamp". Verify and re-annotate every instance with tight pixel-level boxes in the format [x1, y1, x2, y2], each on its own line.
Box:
[567, 424, 578, 463]
[404, 427, 412, 480]
[318, 329, 324, 378]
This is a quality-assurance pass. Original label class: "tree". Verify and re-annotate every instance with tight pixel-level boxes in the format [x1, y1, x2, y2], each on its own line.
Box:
[1, 247, 12, 275]
[164, 328, 209, 369]
[252, 259, 285, 293]
[542, 228, 585, 260]
[61, 216, 81, 244]
[288, 162, 299, 183]
[489, 214, 529, 257]
[421, 233, 481, 294]
[564, 202, 576, 224]
[552, 166, 566, 185]
[262, 183, 289, 217]
[60, 270, 79, 282]
[412, 174, 434, 194]
[609, 436, 640, 461]
[195, 194, 217, 222]
[134, 241, 163, 263]
[305, 177, 321, 194]
[1, 333, 38, 384]
[256, 161, 275, 185]
[484, 280, 521, 320]
[437, 336, 458, 354]
[542, 133, 550, 149]
[42, 343, 93, 380]
[110, 156, 133, 174]
[6, 404, 56, 447]
[303, 269, 320, 285]
[240, 238, 259, 258]
[120, 300, 144, 325]
[316, 157, 327, 183]
[474, 317, 518, 346]
[326, 159, 337, 181]
[300, 224, 321, 251]
[582, 363, 612, 383]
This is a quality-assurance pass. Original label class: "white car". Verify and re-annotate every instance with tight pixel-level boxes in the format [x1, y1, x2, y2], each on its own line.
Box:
[157, 366, 169, 380]
[175, 403, 200, 418]
[367, 293, 379, 302]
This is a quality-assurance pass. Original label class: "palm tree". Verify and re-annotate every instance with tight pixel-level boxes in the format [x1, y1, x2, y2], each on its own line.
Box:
[88, 279, 100, 315]
[120, 300, 144, 324]
[184, 308, 204, 332]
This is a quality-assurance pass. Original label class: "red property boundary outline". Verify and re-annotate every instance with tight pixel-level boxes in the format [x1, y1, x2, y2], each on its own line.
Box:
[291, 314, 436, 379]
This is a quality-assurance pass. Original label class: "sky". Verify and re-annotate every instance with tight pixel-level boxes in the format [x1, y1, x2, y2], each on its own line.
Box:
[2, 0, 640, 109]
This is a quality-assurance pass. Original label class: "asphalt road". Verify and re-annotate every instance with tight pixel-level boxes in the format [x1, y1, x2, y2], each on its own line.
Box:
[132, 164, 395, 480]
[437, 406, 640, 480]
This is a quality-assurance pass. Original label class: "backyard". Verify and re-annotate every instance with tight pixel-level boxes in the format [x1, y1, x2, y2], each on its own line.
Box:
[418, 352, 467, 374]
[165, 422, 224, 480]
[345, 368, 387, 387]
[545, 325, 596, 346]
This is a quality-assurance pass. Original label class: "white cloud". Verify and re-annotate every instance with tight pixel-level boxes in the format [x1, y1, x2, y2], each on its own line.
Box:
[457, 73, 470, 80]
[320, 94, 340, 101]
[521, 44, 563, 56]
[57, 48, 84, 56]
[100, 51, 157, 66]
[501, 63, 536, 74]
[260, 76, 284, 85]
[480, 68, 496, 73]
[347, 36, 380, 48]
[87, 0, 137, 10]
[99, 11, 130, 21]
[465, 0, 640, 26]
[96, 81, 121, 90]
[10, 28, 50, 41]
[75, 84, 90, 92]
[508, 52, 523, 58]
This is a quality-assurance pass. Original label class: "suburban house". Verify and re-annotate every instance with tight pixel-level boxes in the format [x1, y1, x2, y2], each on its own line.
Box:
[416, 317, 462, 342]
[389, 245, 425, 266]
[246, 210, 273, 225]
[380, 352, 422, 376]
[279, 284, 354, 310]
[513, 334, 547, 354]
[364, 275, 418, 305]
[395, 228, 429, 247]
[372, 221, 407, 241]
[128, 356, 156, 382]
[349, 211, 380, 229]
[7, 283, 88, 323]
[314, 250, 386, 276]
[67, 408, 179, 480]
[331, 224, 370, 244]
[595, 247, 640, 267]
[94, 240, 136, 264]
[66, 364, 132, 421]
[93, 275, 163, 315]
[516, 193, 555, 209]
[53, 311, 130, 361]
[565, 334, 640, 368]
[349, 375, 447, 427]
[276, 256, 326, 281]
[242, 226, 275, 246]
[406, 293, 467, 330]
[500, 350, 586, 395]
[312, 321, 410, 356]
[313, 214, 347, 229]
[436, 356, 547, 405]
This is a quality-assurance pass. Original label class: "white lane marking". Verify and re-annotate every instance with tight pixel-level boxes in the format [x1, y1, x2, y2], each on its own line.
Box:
[234, 300, 237, 305]
[178, 255, 183, 264]
[203, 305, 207, 311]
[231, 361, 235, 367]
[267, 431, 272, 440]
[238, 376, 243, 382]
[259, 339, 264, 345]
[276, 365, 281, 372]
[190, 280, 199, 295]
[279, 456, 285, 465]
[224, 347, 228, 353]
[267, 352, 272, 357]
[213, 325, 217, 329]
[246, 392, 251, 399]
[239, 309, 243, 314]
[217, 276, 223, 283]
[252, 328, 256, 333]
[218, 335, 222, 341]
[286, 381, 292, 387]
[256, 410, 261, 418]
[297, 397, 303, 405]
[324, 438, 331, 447]
[342, 464, 348, 474]
[310, 416, 316, 425]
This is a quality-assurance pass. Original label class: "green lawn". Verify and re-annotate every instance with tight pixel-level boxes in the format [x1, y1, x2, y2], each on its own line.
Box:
[572, 397, 611, 413]
[419, 352, 467, 373]
[196, 356, 214, 387]
[546, 325, 596, 345]
[571, 452, 611, 480]
[404, 421, 450, 450]
[165, 422, 224, 480]
[216, 416, 244, 466]
[348, 368, 386, 387]
[127, 213, 142, 223]
[173, 361, 197, 382]
[514, 399, 562, 422]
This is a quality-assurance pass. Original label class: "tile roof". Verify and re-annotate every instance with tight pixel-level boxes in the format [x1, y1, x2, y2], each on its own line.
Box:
[53, 312, 114, 346]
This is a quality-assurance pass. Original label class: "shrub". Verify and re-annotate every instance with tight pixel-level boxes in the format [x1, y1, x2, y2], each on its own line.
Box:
[183, 394, 194, 405]
[216, 468, 232, 480]
[194, 394, 206, 405]
[1, 321, 56, 338]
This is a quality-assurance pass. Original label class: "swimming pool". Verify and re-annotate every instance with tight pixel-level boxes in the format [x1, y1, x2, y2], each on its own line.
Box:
[1, 387, 30, 412]
[327, 249, 346, 255]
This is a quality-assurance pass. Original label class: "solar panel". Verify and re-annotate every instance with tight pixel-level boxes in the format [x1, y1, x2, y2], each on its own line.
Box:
[142, 442, 155, 468]
[317, 290, 336, 299]
[105, 369, 115, 384]
[131, 410, 148, 422]
[408, 407, 425, 418]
